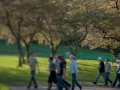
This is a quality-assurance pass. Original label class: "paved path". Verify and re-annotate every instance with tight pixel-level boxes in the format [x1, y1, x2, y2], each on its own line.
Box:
[10, 86, 118, 90]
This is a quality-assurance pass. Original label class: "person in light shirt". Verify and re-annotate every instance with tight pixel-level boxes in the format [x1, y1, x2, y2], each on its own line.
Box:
[117, 61, 120, 89]
[104, 59, 112, 86]
[69, 55, 82, 90]
[27, 52, 40, 89]
[112, 58, 120, 87]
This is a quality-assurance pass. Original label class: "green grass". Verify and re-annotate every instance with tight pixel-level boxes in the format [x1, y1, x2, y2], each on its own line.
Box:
[0, 55, 117, 86]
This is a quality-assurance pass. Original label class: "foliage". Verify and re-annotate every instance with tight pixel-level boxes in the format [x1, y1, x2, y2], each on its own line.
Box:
[0, 0, 120, 64]
[0, 84, 11, 90]
[82, 0, 120, 58]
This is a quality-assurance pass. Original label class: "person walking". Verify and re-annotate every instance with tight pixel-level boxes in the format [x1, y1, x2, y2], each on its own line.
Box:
[61, 56, 71, 90]
[112, 59, 120, 87]
[69, 55, 82, 90]
[56, 56, 69, 90]
[117, 65, 120, 88]
[93, 57, 105, 85]
[27, 52, 40, 89]
[104, 59, 112, 86]
[47, 57, 57, 90]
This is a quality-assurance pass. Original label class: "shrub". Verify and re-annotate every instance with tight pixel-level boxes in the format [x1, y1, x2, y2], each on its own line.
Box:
[0, 84, 11, 90]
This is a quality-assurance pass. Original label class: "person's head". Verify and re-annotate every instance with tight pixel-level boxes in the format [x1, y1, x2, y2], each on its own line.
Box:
[69, 55, 76, 61]
[56, 55, 64, 62]
[105, 59, 109, 63]
[50, 54, 54, 58]
[116, 57, 120, 60]
[30, 52, 35, 57]
[97, 57, 102, 62]
[48, 57, 53, 62]
[116, 60, 120, 64]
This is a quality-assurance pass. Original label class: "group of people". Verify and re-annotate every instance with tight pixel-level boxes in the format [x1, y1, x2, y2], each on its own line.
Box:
[27, 52, 120, 90]
[93, 57, 120, 89]
[27, 52, 82, 90]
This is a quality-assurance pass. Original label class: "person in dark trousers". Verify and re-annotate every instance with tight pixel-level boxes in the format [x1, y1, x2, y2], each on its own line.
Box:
[69, 55, 82, 90]
[104, 59, 112, 86]
[56, 56, 69, 90]
[117, 63, 120, 88]
[47, 57, 57, 90]
[61, 56, 71, 90]
[112, 59, 120, 87]
[27, 52, 40, 89]
[93, 57, 105, 85]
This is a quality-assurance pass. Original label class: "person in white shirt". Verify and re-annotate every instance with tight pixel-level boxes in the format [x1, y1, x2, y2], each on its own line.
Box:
[117, 60, 120, 88]
[104, 59, 112, 86]
[69, 55, 82, 90]
[112, 58, 120, 87]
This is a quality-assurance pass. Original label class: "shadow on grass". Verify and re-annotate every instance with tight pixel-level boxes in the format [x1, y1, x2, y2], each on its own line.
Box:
[0, 67, 49, 86]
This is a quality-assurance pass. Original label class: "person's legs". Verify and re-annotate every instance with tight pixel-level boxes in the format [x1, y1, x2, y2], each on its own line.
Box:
[48, 83, 52, 90]
[72, 74, 82, 90]
[57, 76, 63, 90]
[63, 80, 71, 87]
[48, 75, 52, 90]
[101, 72, 105, 84]
[74, 76, 82, 89]
[105, 72, 109, 85]
[61, 80, 68, 90]
[117, 74, 120, 88]
[107, 72, 112, 83]
[93, 72, 101, 84]
[72, 74, 75, 90]
[28, 71, 34, 88]
[32, 71, 37, 88]
[113, 74, 119, 87]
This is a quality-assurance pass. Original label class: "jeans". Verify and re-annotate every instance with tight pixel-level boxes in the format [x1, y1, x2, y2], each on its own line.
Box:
[94, 72, 105, 83]
[28, 71, 37, 88]
[72, 73, 82, 90]
[61, 80, 71, 90]
[113, 74, 119, 87]
[57, 75, 68, 90]
[63, 80, 71, 87]
[105, 72, 112, 85]
[117, 74, 120, 87]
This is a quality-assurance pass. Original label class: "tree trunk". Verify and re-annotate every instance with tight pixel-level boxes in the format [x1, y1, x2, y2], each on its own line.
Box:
[25, 43, 30, 60]
[17, 40, 23, 66]
[50, 44, 59, 57]
[50, 45, 56, 57]
[69, 45, 78, 56]
[21, 51, 25, 64]
[109, 49, 119, 58]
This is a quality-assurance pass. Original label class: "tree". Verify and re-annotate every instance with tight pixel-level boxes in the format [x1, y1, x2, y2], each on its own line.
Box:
[33, 0, 81, 56]
[0, 0, 34, 66]
[64, 0, 104, 56]
[82, 0, 120, 58]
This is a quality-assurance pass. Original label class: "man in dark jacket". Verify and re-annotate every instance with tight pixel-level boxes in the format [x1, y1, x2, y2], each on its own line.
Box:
[93, 57, 105, 85]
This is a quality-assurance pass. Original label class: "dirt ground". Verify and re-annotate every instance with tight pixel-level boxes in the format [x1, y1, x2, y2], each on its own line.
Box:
[10, 86, 118, 90]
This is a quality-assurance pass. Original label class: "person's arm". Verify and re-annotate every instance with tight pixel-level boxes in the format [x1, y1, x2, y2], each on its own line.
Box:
[109, 64, 111, 72]
[48, 63, 56, 71]
[49, 67, 56, 71]
[73, 61, 78, 76]
[35, 59, 40, 74]
[62, 63, 66, 79]
[36, 63, 40, 74]
[62, 68, 66, 79]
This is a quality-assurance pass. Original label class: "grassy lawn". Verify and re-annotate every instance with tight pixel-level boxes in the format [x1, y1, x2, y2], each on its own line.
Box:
[0, 55, 117, 86]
